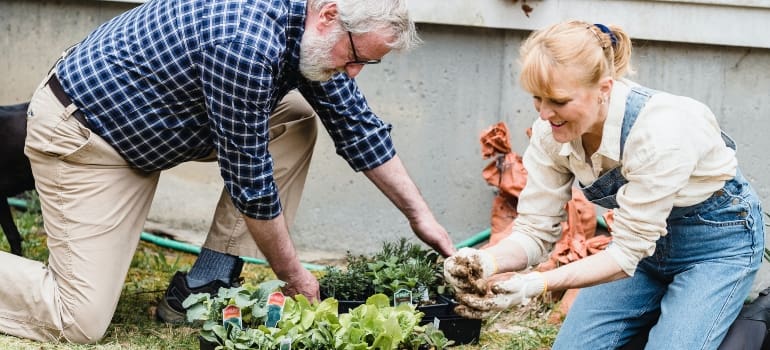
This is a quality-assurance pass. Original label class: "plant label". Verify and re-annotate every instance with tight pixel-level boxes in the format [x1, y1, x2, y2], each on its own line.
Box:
[279, 337, 292, 350]
[418, 285, 429, 302]
[222, 304, 242, 329]
[265, 291, 286, 327]
[394, 288, 413, 307]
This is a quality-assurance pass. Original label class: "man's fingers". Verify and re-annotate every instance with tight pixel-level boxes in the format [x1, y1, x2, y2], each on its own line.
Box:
[442, 245, 458, 257]
[282, 269, 320, 301]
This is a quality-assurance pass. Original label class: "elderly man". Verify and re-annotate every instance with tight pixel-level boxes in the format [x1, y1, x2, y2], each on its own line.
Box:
[5, 0, 454, 343]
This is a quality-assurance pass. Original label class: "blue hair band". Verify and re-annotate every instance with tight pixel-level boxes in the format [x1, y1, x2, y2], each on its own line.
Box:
[593, 23, 618, 48]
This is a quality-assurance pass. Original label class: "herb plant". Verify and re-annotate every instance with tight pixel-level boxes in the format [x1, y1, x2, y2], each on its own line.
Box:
[319, 238, 450, 306]
[319, 253, 372, 301]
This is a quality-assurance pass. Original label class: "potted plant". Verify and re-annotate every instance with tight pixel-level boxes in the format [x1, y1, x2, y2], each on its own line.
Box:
[318, 238, 482, 345]
[320, 239, 446, 308]
[183, 280, 455, 349]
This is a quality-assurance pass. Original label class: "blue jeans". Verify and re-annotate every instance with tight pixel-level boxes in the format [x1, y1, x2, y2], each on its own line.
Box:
[553, 172, 764, 350]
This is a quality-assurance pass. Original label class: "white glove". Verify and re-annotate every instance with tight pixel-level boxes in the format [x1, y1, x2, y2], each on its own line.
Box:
[454, 272, 547, 319]
[443, 247, 498, 295]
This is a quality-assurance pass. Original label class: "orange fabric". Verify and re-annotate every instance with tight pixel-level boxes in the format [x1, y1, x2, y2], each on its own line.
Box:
[548, 288, 580, 324]
[480, 122, 513, 158]
[536, 189, 613, 271]
[479, 122, 528, 247]
[488, 195, 517, 247]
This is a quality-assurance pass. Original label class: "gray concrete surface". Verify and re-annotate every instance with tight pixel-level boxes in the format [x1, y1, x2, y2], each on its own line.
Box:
[2, 2, 770, 296]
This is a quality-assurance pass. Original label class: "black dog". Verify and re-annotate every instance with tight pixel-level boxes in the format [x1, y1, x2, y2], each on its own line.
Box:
[0, 102, 33, 256]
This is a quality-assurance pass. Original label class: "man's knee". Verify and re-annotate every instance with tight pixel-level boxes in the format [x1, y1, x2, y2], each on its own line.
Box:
[62, 319, 110, 344]
[59, 300, 115, 344]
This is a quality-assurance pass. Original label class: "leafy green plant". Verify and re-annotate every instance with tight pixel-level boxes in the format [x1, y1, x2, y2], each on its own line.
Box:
[370, 239, 442, 300]
[183, 282, 451, 350]
[184, 280, 285, 325]
[418, 323, 456, 349]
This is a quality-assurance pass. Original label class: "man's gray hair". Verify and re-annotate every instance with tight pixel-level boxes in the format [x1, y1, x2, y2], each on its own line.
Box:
[308, 0, 421, 50]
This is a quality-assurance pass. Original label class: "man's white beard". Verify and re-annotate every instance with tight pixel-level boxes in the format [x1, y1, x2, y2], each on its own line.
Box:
[299, 28, 343, 82]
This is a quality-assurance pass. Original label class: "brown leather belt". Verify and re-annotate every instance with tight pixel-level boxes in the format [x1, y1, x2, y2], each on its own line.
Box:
[46, 74, 90, 129]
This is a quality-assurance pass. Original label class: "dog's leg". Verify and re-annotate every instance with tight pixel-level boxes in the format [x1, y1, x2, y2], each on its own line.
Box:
[0, 199, 23, 256]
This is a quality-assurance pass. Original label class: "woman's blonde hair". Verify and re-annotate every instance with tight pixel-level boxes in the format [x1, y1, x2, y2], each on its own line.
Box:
[519, 20, 633, 98]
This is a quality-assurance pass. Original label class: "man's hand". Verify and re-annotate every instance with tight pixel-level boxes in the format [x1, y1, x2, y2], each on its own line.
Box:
[362, 155, 456, 257]
[410, 217, 455, 257]
[443, 247, 498, 295]
[454, 271, 547, 319]
[281, 267, 320, 301]
[243, 214, 320, 301]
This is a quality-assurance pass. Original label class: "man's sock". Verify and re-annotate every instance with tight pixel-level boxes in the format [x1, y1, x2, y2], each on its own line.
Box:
[186, 248, 244, 289]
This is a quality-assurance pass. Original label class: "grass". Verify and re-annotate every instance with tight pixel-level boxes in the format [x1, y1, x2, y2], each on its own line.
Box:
[0, 194, 559, 349]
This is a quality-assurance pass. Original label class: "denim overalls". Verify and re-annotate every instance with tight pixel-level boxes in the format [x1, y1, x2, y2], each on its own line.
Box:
[552, 87, 765, 350]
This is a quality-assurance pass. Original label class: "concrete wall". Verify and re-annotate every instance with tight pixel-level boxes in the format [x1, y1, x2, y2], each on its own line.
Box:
[2, 0, 770, 258]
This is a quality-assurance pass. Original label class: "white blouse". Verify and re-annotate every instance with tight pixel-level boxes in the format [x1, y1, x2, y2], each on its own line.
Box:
[504, 79, 737, 276]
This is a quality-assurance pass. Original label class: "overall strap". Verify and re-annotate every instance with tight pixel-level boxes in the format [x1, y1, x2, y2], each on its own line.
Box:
[578, 85, 658, 208]
[619, 86, 658, 159]
[721, 131, 737, 151]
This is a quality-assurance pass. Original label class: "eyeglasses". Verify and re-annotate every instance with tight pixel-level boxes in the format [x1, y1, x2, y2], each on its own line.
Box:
[346, 31, 381, 65]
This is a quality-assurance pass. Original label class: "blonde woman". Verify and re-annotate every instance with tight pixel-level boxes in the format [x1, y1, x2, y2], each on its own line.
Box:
[444, 20, 764, 349]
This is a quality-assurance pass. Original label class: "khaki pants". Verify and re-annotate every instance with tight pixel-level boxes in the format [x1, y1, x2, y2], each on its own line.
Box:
[203, 90, 317, 258]
[0, 67, 317, 343]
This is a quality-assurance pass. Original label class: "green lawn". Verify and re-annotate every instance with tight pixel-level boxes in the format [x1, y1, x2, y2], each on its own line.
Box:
[0, 196, 558, 349]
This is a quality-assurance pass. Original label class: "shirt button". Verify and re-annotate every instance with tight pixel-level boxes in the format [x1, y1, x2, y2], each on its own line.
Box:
[715, 190, 725, 197]
[739, 211, 748, 218]
[732, 198, 740, 205]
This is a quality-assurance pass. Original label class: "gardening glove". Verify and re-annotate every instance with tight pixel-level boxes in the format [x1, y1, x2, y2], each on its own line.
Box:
[443, 247, 498, 295]
[454, 272, 547, 319]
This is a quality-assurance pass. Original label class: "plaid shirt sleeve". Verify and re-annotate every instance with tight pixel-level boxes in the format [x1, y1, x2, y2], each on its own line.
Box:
[298, 73, 396, 172]
[200, 41, 282, 219]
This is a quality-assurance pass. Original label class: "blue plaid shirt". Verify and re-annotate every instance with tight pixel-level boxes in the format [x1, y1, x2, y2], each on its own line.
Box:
[57, 0, 396, 219]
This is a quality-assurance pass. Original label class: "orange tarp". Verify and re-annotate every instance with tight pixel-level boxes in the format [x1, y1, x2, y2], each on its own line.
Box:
[480, 122, 528, 247]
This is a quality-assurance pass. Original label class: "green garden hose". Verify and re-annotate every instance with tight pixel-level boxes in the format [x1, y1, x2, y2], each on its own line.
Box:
[455, 228, 490, 248]
[6, 198, 607, 269]
[6, 198, 326, 270]
[138, 231, 328, 271]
